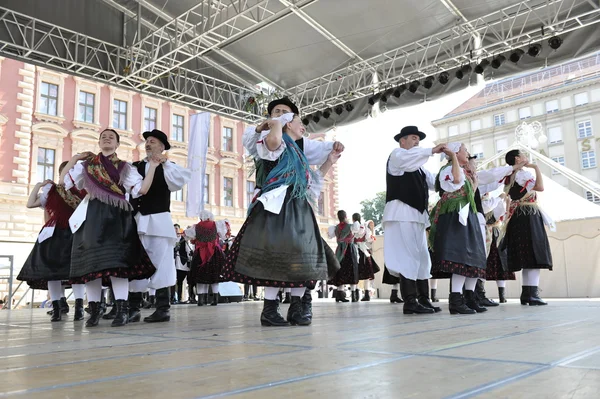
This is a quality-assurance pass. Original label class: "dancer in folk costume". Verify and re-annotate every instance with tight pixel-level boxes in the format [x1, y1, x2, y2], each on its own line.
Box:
[185, 211, 229, 306]
[60, 129, 156, 327]
[500, 150, 553, 306]
[352, 213, 380, 301]
[328, 210, 360, 302]
[18, 161, 87, 322]
[128, 129, 191, 324]
[173, 224, 192, 304]
[224, 112, 342, 326]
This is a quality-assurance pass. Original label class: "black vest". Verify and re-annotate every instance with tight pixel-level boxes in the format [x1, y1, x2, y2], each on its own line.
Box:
[385, 158, 429, 213]
[474, 188, 484, 214]
[130, 161, 171, 215]
[508, 182, 527, 201]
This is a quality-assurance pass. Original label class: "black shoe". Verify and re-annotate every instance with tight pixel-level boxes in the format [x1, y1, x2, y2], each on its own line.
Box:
[276, 291, 283, 303]
[260, 299, 290, 326]
[252, 294, 260, 301]
[431, 288, 439, 303]
[528, 286, 548, 306]
[282, 292, 291, 304]
[210, 293, 219, 306]
[197, 293, 206, 306]
[188, 297, 198, 304]
[389, 289, 404, 303]
[144, 295, 155, 309]
[520, 286, 530, 305]
[464, 290, 487, 313]
[50, 300, 62, 322]
[102, 305, 117, 320]
[335, 290, 349, 303]
[144, 288, 171, 323]
[361, 289, 371, 302]
[416, 279, 441, 312]
[128, 292, 143, 323]
[60, 297, 69, 314]
[85, 301, 101, 327]
[401, 277, 434, 314]
[287, 296, 311, 326]
[449, 292, 476, 314]
[111, 300, 129, 327]
[301, 289, 313, 321]
[498, 287, 507, 303]
[475, 280, 499, 307]
[74, 299, 85, 321]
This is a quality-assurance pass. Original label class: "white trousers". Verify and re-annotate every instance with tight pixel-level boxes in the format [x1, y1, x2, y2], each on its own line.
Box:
[383, 221, 431, 281]
[137, 234, 177, 291]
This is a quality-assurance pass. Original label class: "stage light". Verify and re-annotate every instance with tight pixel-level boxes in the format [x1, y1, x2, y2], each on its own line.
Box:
[527, 43, 542, 57]
[344, 102, 354, 112]
[491, 55, 506, 69]
[368, 94, 380, 106]
[302, 117, 310, 126]
[408, 80, 421, 93]
[548, 36, 562, 50]
[393, 84, 406, 97]
[323, 108, 332, 119]
[334, 104, 344, 115]
[509, 49, 525, 63]
[438, 72, 450, 85]
[380, 89, 394, 103]
[455, 64, 472, 80]
[312, 111, 322, 123]
[474, 59, 490, 74]
[423, 76, 435, 90]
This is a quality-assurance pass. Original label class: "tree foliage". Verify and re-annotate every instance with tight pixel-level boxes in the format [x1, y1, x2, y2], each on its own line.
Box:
[359, 191, 386, 232]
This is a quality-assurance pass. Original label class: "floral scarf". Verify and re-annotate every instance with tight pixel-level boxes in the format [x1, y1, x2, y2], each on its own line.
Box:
[44, 184, 87, 229]
[82, 152, 131, 210]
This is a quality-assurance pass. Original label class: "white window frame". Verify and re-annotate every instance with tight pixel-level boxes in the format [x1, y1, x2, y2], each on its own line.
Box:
[29, 122, 69, 185]
[223, 176, 234, 207]
[112, 98, 128, 131]
[144, 106, 158, 132]
[547, 126, 563, 144]
[169, 104, 189, 144]
[73, 77, 102, 130]
[172, 113, 185, 142]
[495, 138, 508, 153]
[140, 94, 163, 134]
[219, 116, 239, 156]
[470, 119, 481, 132]
[34, 67, 66, 124]
[581, 150, 597, 169]
[545, 100, 559, 114]
[493, 113, 505, 126]
[574, 92, 589, 107]
[471, 143, 484, 159]
[577, 120, 593, 139]
[109, 86, 134, 135]
[448, 125, 459, 137]
[585, 191, 600, 204]
[518, 107, 531, 120]
[551, 156, 565, 175]
[245, 180, 256, 208]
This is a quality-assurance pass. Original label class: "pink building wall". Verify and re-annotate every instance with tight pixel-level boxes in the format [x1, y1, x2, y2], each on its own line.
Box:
[0, 59, 23, 183]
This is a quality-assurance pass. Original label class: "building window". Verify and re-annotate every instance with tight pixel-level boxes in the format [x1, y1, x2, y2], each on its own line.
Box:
[78, 91, 95, 123]
[493, 114, 505, 126]
[171, 189, 183, 202]
[574, 92, 589, 107]
[222, 127, 233, 151]
[172, 114, 184, 142]
[223, 177, 233, 207]
[40, 82, 59, 116]
[113, 99, 128, 130]
[577, 120, 592, 139]
[144, 107, 157, 131]
[586, 191, 600, 204]
[246, 181, 255, 206]
[448, 125, 459, 137]
[548, 126, 563, 144]
[204, 174, 209, 204]
[551, 156, 565, 175]
[545, 100, 559, 114]
[495, 138, 508, 153]
[318, 192, 325, 215]
[470, 120, 481, 131]
[37, 147, 55, 181]
[518, 107, 531, 120]
[471, 143, 484, 159]
[581, 150, 597, 169]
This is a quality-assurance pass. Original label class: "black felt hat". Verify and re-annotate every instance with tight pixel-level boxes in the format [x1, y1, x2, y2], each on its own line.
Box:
[267, 97, 299, 116]
[394, 125, 426, 142]
[143, 129, 171, 150]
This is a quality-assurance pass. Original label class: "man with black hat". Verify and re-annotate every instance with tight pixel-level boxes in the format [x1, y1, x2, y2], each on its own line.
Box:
[382, 126, 446, 315]
[128, 129, 191, 323]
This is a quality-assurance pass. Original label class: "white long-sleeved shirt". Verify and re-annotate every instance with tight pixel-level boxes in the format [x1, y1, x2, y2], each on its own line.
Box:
[184, 220, 228, 241]
[64, 160, 144, 198]
[382, 147, 436, 226]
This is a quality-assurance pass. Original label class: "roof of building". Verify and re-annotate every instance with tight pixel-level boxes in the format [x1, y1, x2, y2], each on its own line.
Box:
[437, 52, 600, 121]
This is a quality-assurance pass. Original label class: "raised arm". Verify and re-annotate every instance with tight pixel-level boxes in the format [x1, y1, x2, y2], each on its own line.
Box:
[26, 181, 52, 208]
[529, 164, 544, 192]
[264, 119, 283, 151]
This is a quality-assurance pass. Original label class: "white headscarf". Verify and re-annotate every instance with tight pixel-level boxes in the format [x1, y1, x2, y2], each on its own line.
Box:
[198, 210, 214, 221]
[441, 142, 462, 160]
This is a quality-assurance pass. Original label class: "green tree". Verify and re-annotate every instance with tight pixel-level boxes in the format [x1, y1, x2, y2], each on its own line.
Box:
[359, 191, 386, 231]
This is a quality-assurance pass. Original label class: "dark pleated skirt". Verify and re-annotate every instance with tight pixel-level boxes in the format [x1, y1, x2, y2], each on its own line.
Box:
[18, 226, 73, 289]
[328, 245, 359, 286]
[69, 199, 155, 284]
[358, 249, 379, 280]
[500, 207, 553, 272]
[485, 233, 516, 281]
[381, 266, 400, 285]
[189, 248, 225, 284]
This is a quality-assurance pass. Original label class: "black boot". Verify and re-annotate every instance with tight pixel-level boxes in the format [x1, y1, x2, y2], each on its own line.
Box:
[287, 296, 311, 326]
[475, 280, 499, 307]
[111, 299, 129, 327]
[416, 279, 441, 312]
[197, 293, 206, 306]
[282, 292, 291, 304]
[448, 292, 476, 314]
[431, 288, 439, 302]
[144, 295, 155, 309]
[276, 290, 283, 303]
[128, 292, 143, 323]
[352, 289, 359, 302]
[210, 292, 219, 306]
[301, 288, 313, 321]
[86, 301, 101, 327]
[74, 299, 85, 321]
[389, 289, 404, 303]
[60, 297, 69, 314]
[498, 287, 507, 303]
[401, 276, 434, 314]
[50, 300, 62, 322]
[102, 304, 117, 320]
[335, 290, 349, 303]
[361, 289, 371, 302]
[528, 286, 548, 306]
[144, 288, 171, 323]
[98, 289, 107, 317]
[520, 286, 530, 305]
[260, 299, 290, 326]
[464, 290, 487, 313]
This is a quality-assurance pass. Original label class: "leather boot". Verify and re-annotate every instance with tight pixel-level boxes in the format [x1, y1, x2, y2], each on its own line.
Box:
[144, 288, 171, 322]
[144, 295, 155, 309]
[401, 276, 434, 314]
[335, 290, 349, 303]
[301, 288, 313, 320]
[74, 298, 85, 321]
[111, 299, 129, 327]
[197, 293, 206, 306]
[431, 288, 439, 303]
[416, 279, 441, 312]
[98, 289, 107, 317]
[498, 287, 507, 303]
[86, 301, 101, 327]
[276, 290, 283, 303]
[282, 292, 291, 304]
[287, 296, 311, 326]
[465, 290, 487, 312]
[475, 280, 499, 307]
[102, 304, 117, 320]
[210, 293, 219, 306]
[527, 286, 548, 306]
[361, 289, 371, 302]
[352, 289, 359, 302]
[261, 299, 290, 326]
[48, 296, 69, 315]
[520, 286, 530, 305]
[389, 289, 403, 303]
[50, 300, 62, 322]
[448, 292, 476, 314]
[128, 292, 143, 323]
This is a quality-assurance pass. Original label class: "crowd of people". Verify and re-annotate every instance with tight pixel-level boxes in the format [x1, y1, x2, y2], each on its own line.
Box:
[17, 97, 553, 328]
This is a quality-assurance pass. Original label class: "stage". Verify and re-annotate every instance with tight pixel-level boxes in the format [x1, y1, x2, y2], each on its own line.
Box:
[1, 299, 599, 398]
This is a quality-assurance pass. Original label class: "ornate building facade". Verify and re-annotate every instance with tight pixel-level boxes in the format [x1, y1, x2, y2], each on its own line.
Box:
[0, 57, 339, 305]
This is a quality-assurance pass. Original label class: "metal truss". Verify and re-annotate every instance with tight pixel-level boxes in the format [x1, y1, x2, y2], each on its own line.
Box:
[291, 0, 600, 114]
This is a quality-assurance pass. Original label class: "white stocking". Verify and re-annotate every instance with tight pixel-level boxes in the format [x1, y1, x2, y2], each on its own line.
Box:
[110, 276, 129, 300]
[430, 279, 438, 289]
[48, 281, 63, 301]
[210, 283, 219, 294]
[496, 280, 506, 288]
[85, 279, 103, 303]
[264, 287, 280, 300]
[451, 274, 466, 293]
[337, 285, 344, 291]
[351, 284, 357, 290]
[197, 284, 208, 294]
[464, 277, 478, 291]
[291, 287, 305, 297]
[72, 284, 85, 300]
[392, 283, 399, 290]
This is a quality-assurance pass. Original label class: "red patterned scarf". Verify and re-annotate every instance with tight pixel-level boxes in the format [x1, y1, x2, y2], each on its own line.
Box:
[82, 152, 131, 209]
